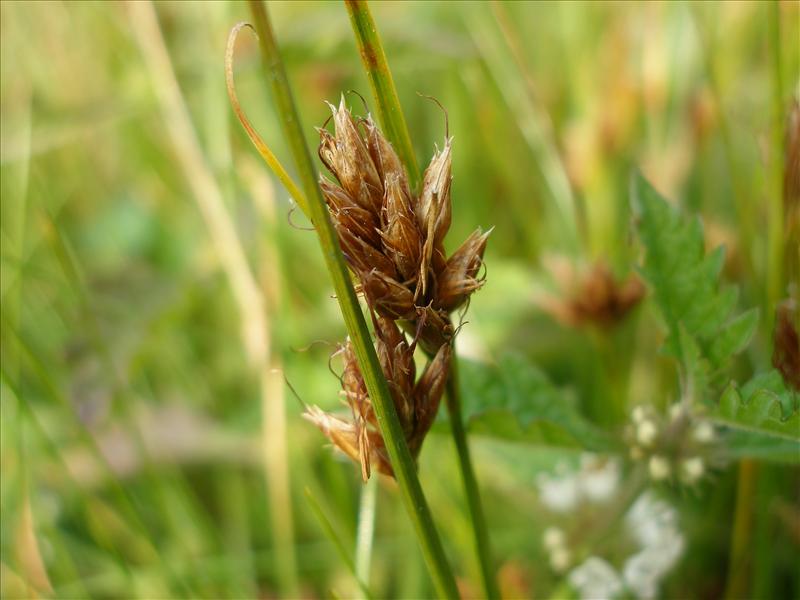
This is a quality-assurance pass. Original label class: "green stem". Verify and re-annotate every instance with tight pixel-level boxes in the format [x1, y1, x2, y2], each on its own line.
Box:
[355, 475, 378, 597]
[344, 3, 499, 596]
[344, 0, 421, 190]
[305, 488, 373, 600]
[246, 3, 458, 598]
[725, 459, 758, 600]
[445, 355, 500, 600]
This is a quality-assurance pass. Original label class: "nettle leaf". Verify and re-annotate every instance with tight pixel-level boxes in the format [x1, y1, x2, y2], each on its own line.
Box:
[454, 354, 616, 452]
[633, 172, 758, 381]
[712, 370, 800, 463]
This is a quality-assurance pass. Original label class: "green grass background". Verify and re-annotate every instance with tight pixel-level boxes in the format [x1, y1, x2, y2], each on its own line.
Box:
[1, 1, 798, 598]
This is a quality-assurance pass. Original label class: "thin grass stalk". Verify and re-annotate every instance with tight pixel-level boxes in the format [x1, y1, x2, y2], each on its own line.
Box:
[355, 475, 378, 597]
[343, 3, 499, 597]
[445, 360, 500, 600]
[344, 0, 421, 190]
[305, 488, 374, 599]
[470, 3, 581, 255]
[129, 2, 299, 594]
[725, 459, 758, 599]
[245, 3, 459, 597]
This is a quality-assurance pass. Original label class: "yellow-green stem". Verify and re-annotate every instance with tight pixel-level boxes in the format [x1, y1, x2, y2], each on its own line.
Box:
[344, 0, 421, 190]
[446, 355, 500, 600]
[725, 459, 758, 599]
[246, 3, 458, 597]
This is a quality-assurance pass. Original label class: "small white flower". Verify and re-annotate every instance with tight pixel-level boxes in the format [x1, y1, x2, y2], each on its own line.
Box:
[631, 405, 647, 423]
[569, 557, 623, 600]
[537, 472, 580, 512]
[543, 526, 565, 550]
[692, 421, 715, 443]
[550, 547, 571, 572]
[668, 402, 685, 421]
[681, 457, 704, 483]
[636, 419, 658, 446]
[580, 456, 620, 502]
[648, 455, 671, 480]
[622, 549, 662, 599]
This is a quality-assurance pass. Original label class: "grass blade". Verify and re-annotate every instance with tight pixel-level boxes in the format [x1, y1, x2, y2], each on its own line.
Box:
[344, 0, 421, 190]
[305, 488, 373, 600]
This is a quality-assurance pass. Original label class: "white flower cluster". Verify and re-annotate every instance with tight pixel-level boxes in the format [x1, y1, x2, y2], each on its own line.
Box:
[628, 403, 715, 484]
[543, 526, 571, 572]
[537, 454, 621, 513]
[567, 493, 684, 600]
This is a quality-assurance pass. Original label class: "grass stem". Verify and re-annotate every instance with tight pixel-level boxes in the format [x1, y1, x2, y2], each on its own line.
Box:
[446, 355, 500, 600]
[344, 0, 421, 190]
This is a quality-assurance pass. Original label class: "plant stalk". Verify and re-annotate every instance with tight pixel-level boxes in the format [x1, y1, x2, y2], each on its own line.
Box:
[344, 0, 421, 190]
[725, 459, 758, 600]
[344, 3, 499, 596]
[445, 355, 500, 600]
[246, 3, 458, 597]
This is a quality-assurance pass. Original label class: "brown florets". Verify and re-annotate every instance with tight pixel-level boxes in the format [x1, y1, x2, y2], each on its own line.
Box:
[538, 259, 645, 328]
[304, 96, 489, 479]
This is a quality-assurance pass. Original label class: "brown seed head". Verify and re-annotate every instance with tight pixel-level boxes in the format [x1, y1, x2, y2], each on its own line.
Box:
[359, 269, 416, 320]
[310, 98, 491, 480]
[374, 316, 416, 433]
[321, 177, 382, 247]
[381, 174, 423, 282]
[319, 98, 384, 214]
[409, 342, 451, 454]
[435, 228, 491, 311]
[365, 115, 409, 195]
[539, 260, 645, 328]
[773, 299, 800, 392]
[336, 226, 397, 277]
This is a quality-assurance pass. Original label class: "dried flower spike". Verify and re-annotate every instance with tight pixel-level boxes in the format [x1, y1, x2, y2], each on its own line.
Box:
[306, 96, 490, 479]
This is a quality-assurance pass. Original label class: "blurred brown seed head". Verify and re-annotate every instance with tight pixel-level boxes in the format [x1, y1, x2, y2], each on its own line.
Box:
[773, 299, 800, 392]
[539, 259, 645, 328]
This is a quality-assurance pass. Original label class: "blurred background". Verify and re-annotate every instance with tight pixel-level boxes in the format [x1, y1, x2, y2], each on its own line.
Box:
[1, 1, 798, 598]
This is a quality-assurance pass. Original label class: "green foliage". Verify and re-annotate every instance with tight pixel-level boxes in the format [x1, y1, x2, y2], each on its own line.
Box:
[632, 173, 798, 463]
[715, 370, 799, 446]
[633, 172, 758, 385]
[456, 354, 615, 452]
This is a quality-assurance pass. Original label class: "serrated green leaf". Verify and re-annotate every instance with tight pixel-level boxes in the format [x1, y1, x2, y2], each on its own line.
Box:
[453, 354, 615, 452]
[632, 171, 758, 382]
[708, 308, 759, 367]
[712, 371, 800, 463]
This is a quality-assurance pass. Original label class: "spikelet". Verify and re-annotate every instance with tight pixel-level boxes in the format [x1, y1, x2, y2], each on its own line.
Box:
[306, 97, 490, 479]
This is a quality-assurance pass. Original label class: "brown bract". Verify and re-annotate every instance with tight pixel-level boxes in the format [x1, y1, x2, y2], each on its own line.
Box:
[306, 96, 490, 479]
